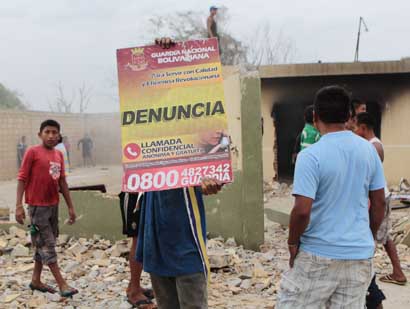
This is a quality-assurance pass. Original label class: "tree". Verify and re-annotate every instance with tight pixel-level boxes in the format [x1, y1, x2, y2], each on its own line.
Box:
[0, 83, 26, 110]
[49, 81, 93, 113]
[78, 82, 93, 113]
[246, 23, 296, 66]
[145, 7, 247, 65]
[49, 81, 75, 113]
[144, 7, 294, 66]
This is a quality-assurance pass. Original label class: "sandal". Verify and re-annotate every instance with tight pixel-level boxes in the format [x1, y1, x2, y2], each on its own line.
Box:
[60, 287, 79, 298]
[379, 274, 407, 286]
[29, 282, 57, 294]
[127, 298, 156, 308]
[143, 288, 155, 299]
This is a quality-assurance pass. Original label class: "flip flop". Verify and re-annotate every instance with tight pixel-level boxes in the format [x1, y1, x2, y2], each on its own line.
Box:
[60, 287, 79, 298]
[29, 282, 57, 294]
[127, 298, 156, 308]
[143, 288, 155, 299]
[379, 274, 407, 286]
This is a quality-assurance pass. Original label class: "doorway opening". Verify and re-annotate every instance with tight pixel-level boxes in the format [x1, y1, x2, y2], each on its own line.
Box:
[271, 100, 310, 182]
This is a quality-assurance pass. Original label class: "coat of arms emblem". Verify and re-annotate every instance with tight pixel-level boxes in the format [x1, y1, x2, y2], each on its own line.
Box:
[126, 47, 148, 71]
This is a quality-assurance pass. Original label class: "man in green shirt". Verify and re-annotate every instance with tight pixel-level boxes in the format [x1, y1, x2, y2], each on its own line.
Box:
[300, 105, 320, 150]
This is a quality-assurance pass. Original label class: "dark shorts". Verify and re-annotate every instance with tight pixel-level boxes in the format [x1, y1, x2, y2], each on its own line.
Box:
[150, 272, 207, 309]
[28, 205, 59, 265]
[367, 275, 386, 308]
[82, 150, 92, 158]
[119, 192, 141, 237]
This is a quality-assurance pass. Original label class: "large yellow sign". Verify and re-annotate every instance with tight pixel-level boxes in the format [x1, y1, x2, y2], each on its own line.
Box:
[117, 38, 232, 192]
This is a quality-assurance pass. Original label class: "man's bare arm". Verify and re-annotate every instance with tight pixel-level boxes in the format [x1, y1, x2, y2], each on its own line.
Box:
[16, 180, 25, 207]
[288, 195, 313, 245]
[373, 143, 384, 162]
[59, 177, 76, 224]
[369, 188, 385, 237]
[207, 17, 214, 37]
[287, 195, 313, 267]
[15, 180, 26, 224]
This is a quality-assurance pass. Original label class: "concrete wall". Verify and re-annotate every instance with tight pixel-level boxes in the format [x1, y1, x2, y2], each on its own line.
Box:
[382, 91, 410, 184]
[259, 59, 410, 79]
[222, 67, 243, 171]
[60, 192, 123, 240]
[0, 111, 121, 181]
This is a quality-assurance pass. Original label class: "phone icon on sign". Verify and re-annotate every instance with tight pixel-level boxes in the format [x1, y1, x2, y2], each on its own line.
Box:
[127, 147, 138, 157]
[123, 143, 141, 160]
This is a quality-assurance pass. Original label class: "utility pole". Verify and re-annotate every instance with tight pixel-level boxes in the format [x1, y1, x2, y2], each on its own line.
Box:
[354, 17, 369, 62]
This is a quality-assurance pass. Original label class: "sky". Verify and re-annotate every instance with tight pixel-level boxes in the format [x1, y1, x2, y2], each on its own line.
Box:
[1, 0, 409, 112]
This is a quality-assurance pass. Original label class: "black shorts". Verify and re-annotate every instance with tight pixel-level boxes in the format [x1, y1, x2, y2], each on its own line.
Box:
[119, 192, 142, 237]
[366, 275, 386, 308]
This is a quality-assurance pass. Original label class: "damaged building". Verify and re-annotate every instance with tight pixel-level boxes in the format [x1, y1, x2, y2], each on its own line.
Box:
[259, 58, 410, 185]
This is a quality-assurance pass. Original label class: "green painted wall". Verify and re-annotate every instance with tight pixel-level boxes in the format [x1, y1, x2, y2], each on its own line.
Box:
[59, 192, 124, 241]
[239, 76, 264, 249]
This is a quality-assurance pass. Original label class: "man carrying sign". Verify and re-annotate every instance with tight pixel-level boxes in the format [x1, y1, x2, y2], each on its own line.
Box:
[134, 38, 223, 309]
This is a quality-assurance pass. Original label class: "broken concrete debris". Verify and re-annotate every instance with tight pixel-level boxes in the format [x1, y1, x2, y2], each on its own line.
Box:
[11, 244, 30, 257]
[1, 212, 410, 308]
[399, 177, 410, 192]
[390, 178, 410, 196]
[209, 249, 234, 269]
[263, 181, 293, 202]
[9, 226, 27, 239]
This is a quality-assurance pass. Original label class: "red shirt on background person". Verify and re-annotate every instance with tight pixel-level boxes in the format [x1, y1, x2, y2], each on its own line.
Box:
[18, 145, 65, 206]
[15, 119, 78, 297]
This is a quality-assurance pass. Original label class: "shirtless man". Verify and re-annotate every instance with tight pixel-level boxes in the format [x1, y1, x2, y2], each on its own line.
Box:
[207, 6, 218, 39]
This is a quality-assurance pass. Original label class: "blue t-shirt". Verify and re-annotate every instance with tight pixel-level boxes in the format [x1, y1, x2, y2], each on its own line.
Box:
[136, 187, 207, 277]
[293, 131, 385, 260]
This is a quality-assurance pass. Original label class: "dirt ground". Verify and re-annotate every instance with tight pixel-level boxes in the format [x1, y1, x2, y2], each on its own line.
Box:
[1, 166, 410, 307]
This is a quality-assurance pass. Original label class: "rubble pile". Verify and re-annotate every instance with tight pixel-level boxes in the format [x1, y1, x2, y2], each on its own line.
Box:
[263, 181, 293, 202]
[389, 177, 410, 194]
[0, 228, 148, 309]
[390, 214, 410, 245]
[1, 217, 410, 308]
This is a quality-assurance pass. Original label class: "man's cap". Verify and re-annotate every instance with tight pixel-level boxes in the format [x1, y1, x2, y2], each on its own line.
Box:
[210, 6, 218, 11]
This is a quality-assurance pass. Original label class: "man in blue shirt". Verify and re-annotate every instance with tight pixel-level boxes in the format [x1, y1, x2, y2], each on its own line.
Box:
[277, 86, 386, 308]
[134, 37, 224, 309]
[137, 181, 221, 309]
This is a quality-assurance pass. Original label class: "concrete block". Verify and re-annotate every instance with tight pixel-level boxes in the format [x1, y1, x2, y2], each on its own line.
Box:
[264, 197, 293, 226]
[401, 229, 410, 247]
